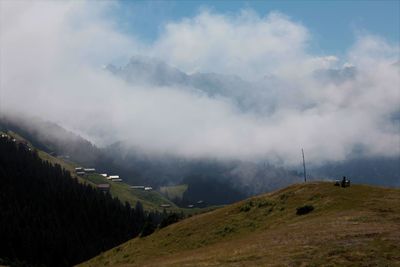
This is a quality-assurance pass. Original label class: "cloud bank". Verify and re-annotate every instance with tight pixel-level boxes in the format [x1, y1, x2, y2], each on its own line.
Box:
[1, 1, 399, 166]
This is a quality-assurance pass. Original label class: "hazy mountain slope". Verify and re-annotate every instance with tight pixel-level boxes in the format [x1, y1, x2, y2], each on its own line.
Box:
[0, 115, 149, 186]
[0, 115, 101, 165]
[1, 129, 177, 211]
[2, 114, 399, 203]
[106, 56, 271, 113]
[80, 182, 400, 267]
[313, 157, 400, 187]
[102, 141, 301, 201]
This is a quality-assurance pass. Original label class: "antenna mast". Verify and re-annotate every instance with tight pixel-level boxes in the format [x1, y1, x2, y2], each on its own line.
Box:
[302, 148, 307, 182]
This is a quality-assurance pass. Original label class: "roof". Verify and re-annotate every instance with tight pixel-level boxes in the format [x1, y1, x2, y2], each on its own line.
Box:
[130, 186, 145, 189]
[97, 184, 111, 189]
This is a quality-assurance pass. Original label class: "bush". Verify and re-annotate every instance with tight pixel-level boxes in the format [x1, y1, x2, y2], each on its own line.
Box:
[240, 204, 251, 212]
[215, 225, 235, 237]
[296, 205, 314, 215]
[240, 201, 254, 212]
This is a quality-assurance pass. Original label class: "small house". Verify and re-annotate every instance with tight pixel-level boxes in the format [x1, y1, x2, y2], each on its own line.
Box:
[107, 175, 119, 180]
[84, 168, 96, 173]
[144, 187, 153, 191]
[97, 184, 111, 193]
[100, 173, 108, 177]
[130, 186, 145, 190]
[160, 204, 171, 208]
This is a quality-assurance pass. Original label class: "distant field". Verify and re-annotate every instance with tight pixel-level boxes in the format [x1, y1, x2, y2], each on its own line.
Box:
[80, 182, 400, 267]
[159, 184, 188, 200]
[83, 173, 178, 210]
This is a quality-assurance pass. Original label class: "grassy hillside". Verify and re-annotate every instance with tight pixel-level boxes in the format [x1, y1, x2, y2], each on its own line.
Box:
[80, 182, 400, 266]
[4, 131, 177, 211]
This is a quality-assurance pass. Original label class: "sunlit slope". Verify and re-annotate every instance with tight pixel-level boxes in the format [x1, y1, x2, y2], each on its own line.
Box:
[80, 182, 400, 267]
[5, 131, 176, 211]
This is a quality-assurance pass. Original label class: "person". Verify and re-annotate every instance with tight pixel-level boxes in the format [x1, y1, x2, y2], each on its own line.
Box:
[341, 176, 347, 187]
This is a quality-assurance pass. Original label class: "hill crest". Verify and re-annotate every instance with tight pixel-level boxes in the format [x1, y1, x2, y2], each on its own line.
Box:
[80, 182, 400, 266]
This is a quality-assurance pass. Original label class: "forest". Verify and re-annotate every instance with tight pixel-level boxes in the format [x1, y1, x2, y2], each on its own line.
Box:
[0, 136, 182, 267]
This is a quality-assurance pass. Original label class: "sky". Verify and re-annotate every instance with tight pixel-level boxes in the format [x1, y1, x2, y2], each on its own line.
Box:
[113, 0, 400, 55]
[0, 0, 399, 166]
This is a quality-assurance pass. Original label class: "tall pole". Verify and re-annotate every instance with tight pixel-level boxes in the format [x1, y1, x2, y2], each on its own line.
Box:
[302, 148, 307, 182]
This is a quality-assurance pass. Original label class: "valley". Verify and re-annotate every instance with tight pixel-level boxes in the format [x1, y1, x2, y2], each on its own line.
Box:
[1, 2, 399, 265]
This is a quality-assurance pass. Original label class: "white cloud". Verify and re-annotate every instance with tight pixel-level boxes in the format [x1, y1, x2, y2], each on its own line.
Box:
[1, 1, 399, 166]
[150, 10, 313, 79]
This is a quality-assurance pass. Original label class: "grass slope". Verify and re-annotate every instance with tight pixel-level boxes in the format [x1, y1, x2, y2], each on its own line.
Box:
[5, 131, 177, 211]
[84, 173, 177, 211]
[80, 182, 400, 267]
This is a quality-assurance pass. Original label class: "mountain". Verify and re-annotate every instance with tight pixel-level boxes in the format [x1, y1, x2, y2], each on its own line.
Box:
[0, 115, 301, 204]
[104, 57, 400, 190]
[106, 56, 273, 113]
[106, 56, 188, 86]
[0, 114, 101, 165]
[80, 182, 400, 267]
[2, 114, 399, 205]
[313, 65, 357, 85]
[0, 118, 180, 211]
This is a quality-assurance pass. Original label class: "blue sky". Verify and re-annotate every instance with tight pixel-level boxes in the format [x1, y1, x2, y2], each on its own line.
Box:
[113, 0, 399, 55]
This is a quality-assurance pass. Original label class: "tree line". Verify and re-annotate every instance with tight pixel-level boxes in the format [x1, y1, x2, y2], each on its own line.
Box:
[0, 137, 183, 267]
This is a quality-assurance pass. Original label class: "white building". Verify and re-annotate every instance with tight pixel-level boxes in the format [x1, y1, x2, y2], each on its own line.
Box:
[130, 186, 145, 190]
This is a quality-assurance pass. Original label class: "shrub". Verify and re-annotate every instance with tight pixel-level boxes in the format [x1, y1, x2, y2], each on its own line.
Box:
[296, 205, 314, 215]
[240, 204, 251, 212]
[216, 226, 235, 237]
[256, 199, 274, 208]
[240, 200, 254, 212]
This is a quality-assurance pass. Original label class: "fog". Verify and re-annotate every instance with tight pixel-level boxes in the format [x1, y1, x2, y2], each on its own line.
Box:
[1, 1, 399, 166]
